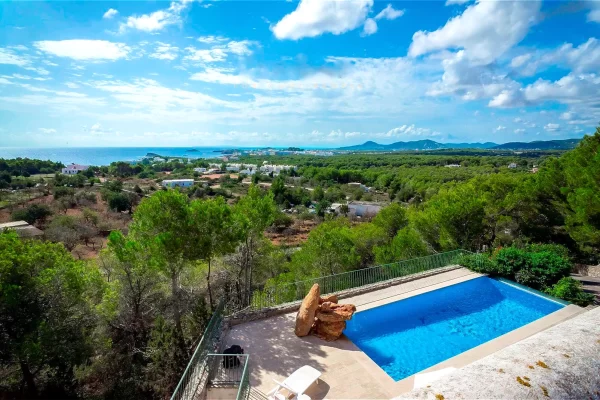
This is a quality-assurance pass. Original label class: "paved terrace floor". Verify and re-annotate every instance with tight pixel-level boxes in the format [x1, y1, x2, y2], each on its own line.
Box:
[224, 269, 585, 399]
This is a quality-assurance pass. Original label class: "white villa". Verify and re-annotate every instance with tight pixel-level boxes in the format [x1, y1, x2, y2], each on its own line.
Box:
[259, 164, 297, 176]
[194, 167, 207, 173]
[161, 179, 194, 188]
[62, 163, 89, 175]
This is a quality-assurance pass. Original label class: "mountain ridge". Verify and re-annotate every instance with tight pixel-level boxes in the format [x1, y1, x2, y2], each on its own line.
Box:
[338, 138, 581, 151]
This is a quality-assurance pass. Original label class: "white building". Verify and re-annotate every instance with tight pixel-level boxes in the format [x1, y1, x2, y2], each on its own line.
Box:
[62, 163, 89, 175]
[258, 164, 297, 176]
[162, 179, 194, 188]
[508, 163, 518, 169]
[445, 164, 461, 168]
[194, 167, 207, 173]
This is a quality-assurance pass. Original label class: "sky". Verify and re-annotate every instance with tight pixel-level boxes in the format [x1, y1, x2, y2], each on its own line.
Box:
[0, 0, 599, 148]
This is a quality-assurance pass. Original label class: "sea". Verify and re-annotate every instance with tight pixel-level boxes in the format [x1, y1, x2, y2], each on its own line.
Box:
[0, 147, 232, 166]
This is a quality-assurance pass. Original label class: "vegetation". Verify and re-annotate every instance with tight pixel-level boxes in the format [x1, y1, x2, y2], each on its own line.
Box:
[11, 204, 52, 224]
[1, 127, 599, 398]
[458, 244, 592, 305]
[0, 158, 63, 176]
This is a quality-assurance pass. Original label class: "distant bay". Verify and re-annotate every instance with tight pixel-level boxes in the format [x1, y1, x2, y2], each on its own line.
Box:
[0, 147, 230, 166]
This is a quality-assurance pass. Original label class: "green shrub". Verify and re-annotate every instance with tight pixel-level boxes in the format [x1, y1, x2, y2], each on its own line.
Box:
[462, 246, 572, 291]
[457, 253, 501, 275]
[545, 277, 595, 307]
[525, 243, 569, 259]
[525, 251, 571, 289]
[272, 212, 293, 231]
[10, 204, 52, 225]
[53, 186, 75, 199]
[494, 247, 531, 278]
[108, 193, 132, 213]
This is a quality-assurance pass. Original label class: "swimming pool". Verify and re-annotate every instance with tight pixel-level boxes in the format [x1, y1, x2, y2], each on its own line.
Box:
[343, 276, 565, 381]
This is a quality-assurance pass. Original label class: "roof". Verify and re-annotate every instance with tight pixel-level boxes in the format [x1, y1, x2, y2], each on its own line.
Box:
[0, 221, 44, 237]
[63, 163, 89, 170]
[162, 179, 194, 182]
[0, 221, 29, 228]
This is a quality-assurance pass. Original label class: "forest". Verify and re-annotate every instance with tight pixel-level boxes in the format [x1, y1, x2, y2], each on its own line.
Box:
[1, 129, 599, 399]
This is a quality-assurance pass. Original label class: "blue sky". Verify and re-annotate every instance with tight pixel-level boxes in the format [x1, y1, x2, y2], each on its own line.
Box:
[0, 0, 599, 147]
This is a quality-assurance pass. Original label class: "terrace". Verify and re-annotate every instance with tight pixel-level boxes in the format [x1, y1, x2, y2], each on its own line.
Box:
[171, 251, 599, 400]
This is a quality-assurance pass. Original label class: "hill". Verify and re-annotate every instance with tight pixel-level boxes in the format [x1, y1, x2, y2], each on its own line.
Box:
[338, 140, 497, 151]
[491, 138, 581, 150]
[338, 138, 581, 151]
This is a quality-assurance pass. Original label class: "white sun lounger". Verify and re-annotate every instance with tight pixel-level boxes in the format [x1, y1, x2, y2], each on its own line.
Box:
[267, 365, 322, 400]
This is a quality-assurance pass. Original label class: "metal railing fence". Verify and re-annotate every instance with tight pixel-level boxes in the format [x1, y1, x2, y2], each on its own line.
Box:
[170, 299, 225, 400]
[171, 249, 468, 400]
[236, 354, 251, 400]
[250, 250, 467, 309]
[205, 354, 249, 389]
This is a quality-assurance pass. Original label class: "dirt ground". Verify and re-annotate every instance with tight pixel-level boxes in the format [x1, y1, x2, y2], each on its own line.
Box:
[266, 219, 319, 246]
[1, 189, 131, 259]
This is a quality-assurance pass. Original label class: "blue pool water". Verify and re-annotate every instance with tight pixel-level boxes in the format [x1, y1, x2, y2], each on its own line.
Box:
[343, 277, 564, 381]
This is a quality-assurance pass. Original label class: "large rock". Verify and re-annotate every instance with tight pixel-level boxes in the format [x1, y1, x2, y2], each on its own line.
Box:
[319, 294, 338, 304]
[316, 303, 356, 323]
[313, 320, 347, 341]
[294, 284, 320, 337]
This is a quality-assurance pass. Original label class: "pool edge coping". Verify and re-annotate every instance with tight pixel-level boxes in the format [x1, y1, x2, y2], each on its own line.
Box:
[341, 275, 584, 398]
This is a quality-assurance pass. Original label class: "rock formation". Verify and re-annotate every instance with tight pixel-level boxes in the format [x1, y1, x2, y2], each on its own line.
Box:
[294, 283, 320, 337]
[313, 302, 356, 341]
[294, 284, 356, 341]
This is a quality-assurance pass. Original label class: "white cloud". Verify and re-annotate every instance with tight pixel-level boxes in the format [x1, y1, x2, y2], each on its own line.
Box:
[226, 40, 259, 56]
[588, 2, 600, 23]
[34, 40, 130, 61]
[272, 0, 373, 40]
[0, 48, 29, 67]
[362, 19, 378, 36]
[409, 0, 541, 64]
[65, 82, 80, 89]
[197, 35, 229, 44]
[183, 40, 258, 63]
[38, 128, 56, 133]
[427, 50, 518, 102]
[524, 73, 600, 105]
[560, 112, 574, 120]
[445, 0, 471, 5]
[88, 78, 235, 114]
[120, 0, 192, 33]
[385, 124, 440, 138]
[375, 4, 404, 21]
[513, 117, 522, 123]
[150, 42, 179, 60]
[514, 38, 600, 77]
[488, 90, 525, 108]
[184, 47, 227, 63]
[494, 125, 506, 132]
[514, 128, 525, 134]
[544, 123, 560, 132]
[103, 8, 118, 19]
[510, 53, 532, 68]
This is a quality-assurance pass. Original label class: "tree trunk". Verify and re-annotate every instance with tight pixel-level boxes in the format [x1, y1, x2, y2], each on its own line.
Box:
[20, 361, 37, 396]
[244, 238, 250, 307]
[207, 258, 214, 310]
[247, 237, 254, 306]
[171, 270, 187, 356]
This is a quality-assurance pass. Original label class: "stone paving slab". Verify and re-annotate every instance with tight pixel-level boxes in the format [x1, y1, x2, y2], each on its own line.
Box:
[395, 307, 600, 400]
